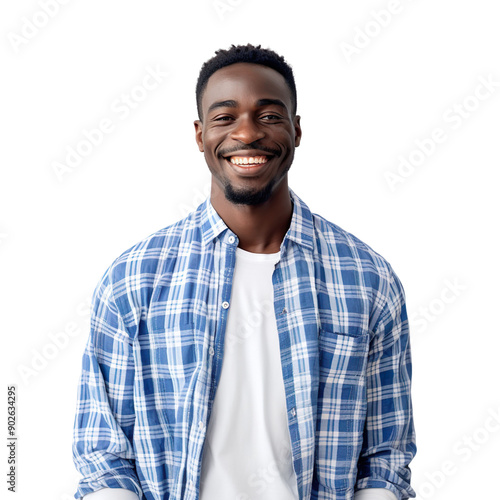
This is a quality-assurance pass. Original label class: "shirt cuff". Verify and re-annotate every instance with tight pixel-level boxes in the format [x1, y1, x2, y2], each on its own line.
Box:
[82, 488, 140, 500]
[354, 488, 398, 500]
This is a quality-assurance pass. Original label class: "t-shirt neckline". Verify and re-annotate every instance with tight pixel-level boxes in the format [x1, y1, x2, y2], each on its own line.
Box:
[235, 246, 281, 262]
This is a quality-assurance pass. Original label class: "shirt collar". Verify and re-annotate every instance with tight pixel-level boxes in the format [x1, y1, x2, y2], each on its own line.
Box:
[199, 187, 314, 252]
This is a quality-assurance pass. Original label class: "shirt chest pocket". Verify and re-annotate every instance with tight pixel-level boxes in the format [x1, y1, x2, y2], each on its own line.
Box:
[319, 329, 369, 383]
[318, 329, 369, 418]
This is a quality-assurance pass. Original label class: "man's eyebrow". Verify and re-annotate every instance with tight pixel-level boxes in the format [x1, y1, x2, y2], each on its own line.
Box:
[256, 98, 287, 109]
[207, 100, 238, 114]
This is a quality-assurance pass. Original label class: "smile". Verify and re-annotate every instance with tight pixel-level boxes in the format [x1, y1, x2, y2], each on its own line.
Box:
[228, 155, 269, 166]
[223, 155, 273, 177]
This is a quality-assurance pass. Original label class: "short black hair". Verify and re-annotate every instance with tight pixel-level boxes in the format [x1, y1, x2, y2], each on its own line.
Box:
[195, 43, 297, 121]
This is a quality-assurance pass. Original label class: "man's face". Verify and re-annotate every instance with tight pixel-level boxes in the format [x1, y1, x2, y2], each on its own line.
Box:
[194, 62, 301, 206]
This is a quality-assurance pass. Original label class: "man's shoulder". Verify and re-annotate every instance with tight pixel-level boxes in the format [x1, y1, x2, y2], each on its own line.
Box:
[291, 189, 392, 275]
[309, 211, 406, 317]
[312, 212, 389, 263]
[310, 211, 397, 288]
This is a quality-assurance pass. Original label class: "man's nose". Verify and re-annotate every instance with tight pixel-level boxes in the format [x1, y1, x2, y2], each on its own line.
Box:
[229, 116, 266, 144]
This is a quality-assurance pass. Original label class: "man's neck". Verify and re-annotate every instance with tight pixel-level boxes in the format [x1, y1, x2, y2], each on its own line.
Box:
[210, 180, 292, 254]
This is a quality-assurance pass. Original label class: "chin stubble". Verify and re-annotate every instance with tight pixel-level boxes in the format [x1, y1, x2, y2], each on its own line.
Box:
[224, 180, 275, 206]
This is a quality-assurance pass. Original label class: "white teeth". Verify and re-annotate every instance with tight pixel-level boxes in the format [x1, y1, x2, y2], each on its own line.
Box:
[229, 156, 268, 165]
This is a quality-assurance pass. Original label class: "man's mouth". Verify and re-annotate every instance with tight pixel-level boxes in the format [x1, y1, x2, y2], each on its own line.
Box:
[224, 155, 271, 168]
[226, 155, 270, 166]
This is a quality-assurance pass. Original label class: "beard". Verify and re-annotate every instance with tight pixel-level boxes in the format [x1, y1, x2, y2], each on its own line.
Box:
[223, 179, 275, 205]
[222, 161, 291, 206]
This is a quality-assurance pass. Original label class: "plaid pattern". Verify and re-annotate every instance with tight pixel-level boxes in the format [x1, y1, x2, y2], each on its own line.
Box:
[72, 188, 416, 500]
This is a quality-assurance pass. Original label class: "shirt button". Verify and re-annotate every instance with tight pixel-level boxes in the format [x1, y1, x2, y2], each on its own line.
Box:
[228, 235, 235, 244]
[198, 421, 205, 430]
[209, 346, 215, 356]
[222, 301, 230, 309]
[189, 479, 194, 488]
[290, 407, 296, 417]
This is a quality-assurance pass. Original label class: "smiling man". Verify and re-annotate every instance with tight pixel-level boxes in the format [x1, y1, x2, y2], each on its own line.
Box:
[72, 44, 417, 500]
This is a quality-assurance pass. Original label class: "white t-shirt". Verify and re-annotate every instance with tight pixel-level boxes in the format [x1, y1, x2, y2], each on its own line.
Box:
[199, 247, 299, 499]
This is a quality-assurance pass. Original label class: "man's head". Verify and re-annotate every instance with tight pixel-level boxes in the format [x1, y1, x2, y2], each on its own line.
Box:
[194, 44, 301, 206]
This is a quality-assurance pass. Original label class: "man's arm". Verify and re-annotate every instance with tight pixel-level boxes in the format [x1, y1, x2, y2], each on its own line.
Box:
[355, 268, 417, 499]
[72, 268, 142, 499]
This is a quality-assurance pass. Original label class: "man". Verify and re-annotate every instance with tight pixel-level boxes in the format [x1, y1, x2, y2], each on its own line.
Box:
[72, 44, 416, 500]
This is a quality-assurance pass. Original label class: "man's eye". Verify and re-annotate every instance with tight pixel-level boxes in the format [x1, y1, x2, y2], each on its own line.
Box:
[261, 114, 281, 121]
[214, 116, 233, 121]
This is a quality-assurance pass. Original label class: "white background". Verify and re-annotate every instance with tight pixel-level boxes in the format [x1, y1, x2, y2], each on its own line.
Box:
[1, 0, 499, 499]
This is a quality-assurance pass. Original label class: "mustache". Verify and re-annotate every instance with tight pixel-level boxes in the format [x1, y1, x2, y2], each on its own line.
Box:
[219, 143, 281, 158]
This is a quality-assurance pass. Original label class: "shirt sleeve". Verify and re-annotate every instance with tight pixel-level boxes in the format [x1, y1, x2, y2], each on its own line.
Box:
[355, 267, 417, 499]
[354, 487, 398, 500]
[72, 268, 142, 499]
[83, 488, 140, 500]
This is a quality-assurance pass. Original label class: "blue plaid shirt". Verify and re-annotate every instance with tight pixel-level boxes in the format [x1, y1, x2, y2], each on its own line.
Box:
[72, 188, 416, 500]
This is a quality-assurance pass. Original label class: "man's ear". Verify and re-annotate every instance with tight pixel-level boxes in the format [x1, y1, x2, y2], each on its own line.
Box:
[294, 115, 302, 147]
[194, 120, 204, 152]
